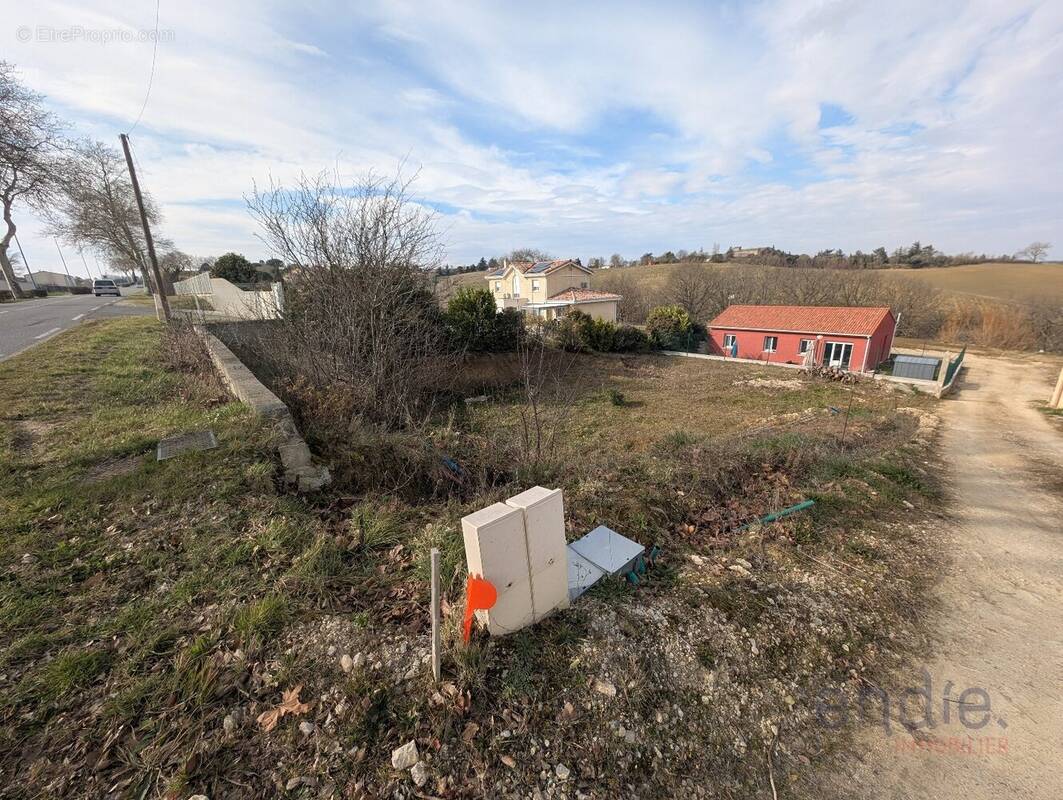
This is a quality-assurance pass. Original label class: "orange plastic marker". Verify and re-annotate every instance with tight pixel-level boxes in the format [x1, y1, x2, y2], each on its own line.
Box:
[463, 575, 498, 643]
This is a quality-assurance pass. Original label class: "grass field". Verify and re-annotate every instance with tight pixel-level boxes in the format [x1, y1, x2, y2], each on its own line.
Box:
[0, 319, 945, 797]
[877, 261, 1063, 302]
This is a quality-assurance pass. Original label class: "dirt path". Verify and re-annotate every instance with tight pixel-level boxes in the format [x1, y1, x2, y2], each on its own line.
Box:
[825, 353, 1063, 798]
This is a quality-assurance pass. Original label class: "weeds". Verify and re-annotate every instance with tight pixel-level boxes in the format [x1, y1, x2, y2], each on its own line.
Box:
[0, 319, 946, 799]
[232, 595, 291, 647]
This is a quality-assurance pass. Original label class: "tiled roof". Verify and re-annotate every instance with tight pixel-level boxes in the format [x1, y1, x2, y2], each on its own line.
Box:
[708, 305, 893, 336]
[485, 259, 585, 278]
[546, 288, 622, 303]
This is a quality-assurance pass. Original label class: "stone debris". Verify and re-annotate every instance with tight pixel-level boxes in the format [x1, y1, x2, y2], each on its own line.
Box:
[554, 763, 571, 781]
[733, 377, 806, 390]
[391, 740, 419, 770]
[411, 761, 429, 787]
[592, 679, 617, 698]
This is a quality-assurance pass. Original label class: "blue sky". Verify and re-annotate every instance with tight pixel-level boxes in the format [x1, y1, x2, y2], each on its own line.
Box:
[4, 0, 1062, 275]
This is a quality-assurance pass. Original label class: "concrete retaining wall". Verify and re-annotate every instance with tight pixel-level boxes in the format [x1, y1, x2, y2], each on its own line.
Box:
[174, 275, 281, 321]
[195, 325, 330, 492]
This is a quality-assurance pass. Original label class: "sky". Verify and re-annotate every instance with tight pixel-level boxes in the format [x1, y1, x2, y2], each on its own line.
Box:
[3, 0, 1062, 277]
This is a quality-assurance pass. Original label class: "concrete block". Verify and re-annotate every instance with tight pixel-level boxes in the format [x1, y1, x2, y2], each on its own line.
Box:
[567, 546, 605, 601]
[461, 503, 534, 635]
[505, 486, 569, 616]
[570, 525, 645, 576]
[278, 440, 313, 470]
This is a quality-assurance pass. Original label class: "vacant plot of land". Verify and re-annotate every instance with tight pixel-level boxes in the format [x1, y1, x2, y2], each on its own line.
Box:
[1, 319, 947, 798]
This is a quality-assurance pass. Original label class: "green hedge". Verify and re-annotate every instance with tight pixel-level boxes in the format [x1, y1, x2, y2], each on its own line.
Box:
[445, 287, 524, 352]
[557, 311, 651, 353]
[645, 305, 706, 350]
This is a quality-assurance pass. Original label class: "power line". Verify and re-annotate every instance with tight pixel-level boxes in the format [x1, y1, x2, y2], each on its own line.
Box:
[127, 0, 161, 134]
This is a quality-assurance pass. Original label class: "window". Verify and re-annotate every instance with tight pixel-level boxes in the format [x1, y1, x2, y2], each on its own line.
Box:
[494, 281, 501, 292]
[722, 333, 737, 350]
[580, 281, 589, 288]
[512, 274, 520, 297]
[799, 338, 813, 354]
[531, 279, 540, 291]
[763, 336, 778, 352]
[823, 341, 853, 369]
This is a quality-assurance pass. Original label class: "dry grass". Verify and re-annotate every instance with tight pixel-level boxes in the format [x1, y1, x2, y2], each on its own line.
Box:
[0, 320, 946, 798]
[878, 261, 1063, 303]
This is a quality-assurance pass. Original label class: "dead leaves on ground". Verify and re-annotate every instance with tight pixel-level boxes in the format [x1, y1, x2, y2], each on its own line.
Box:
[256, 685, 311, 732]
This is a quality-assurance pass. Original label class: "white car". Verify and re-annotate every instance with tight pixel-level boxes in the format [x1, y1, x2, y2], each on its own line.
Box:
[92, 279, 121, 297]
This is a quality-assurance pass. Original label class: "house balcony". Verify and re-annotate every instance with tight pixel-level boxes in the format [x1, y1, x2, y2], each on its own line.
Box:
[495, 294, 527, 311]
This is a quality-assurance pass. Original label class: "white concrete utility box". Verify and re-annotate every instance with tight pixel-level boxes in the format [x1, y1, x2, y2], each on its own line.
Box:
[461, 487, 571, 637]
[505, 486, 570, 618]
[461, 502, 535, 636]
[569, 525, 645, 577]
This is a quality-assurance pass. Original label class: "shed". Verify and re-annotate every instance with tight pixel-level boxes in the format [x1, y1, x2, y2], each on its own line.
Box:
[891, 354, 941, 381]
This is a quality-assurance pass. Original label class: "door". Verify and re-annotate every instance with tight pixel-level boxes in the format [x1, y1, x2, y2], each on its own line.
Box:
[823, 341, 853, 369]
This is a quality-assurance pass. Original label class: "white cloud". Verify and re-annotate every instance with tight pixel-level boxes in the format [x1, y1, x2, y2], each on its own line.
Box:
[2, 0, 1060, 263]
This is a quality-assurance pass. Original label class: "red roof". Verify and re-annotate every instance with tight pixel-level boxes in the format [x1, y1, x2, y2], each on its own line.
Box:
[546, 288, 621, 303]
[709, 305, 893, 336]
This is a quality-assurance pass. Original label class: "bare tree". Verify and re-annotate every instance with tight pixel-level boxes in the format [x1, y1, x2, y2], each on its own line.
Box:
[1016, 241, 1052, 262]
[665, 263, 718, 321]
[608, 253, 625, 269]
[663, 263, 743, 321]
[595, 269, 651, 323]
[247, 168, 455, 430]
[158, 249, 194, 287]
[507, 247, 551, 264]
[46, 139, 170, 293]
[0, 61, 66, 299]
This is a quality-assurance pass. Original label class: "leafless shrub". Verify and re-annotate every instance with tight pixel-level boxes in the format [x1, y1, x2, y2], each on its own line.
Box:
[246, 169, 458, 432]
[937, 298, 1039, 350]
[161, 320, 228, 404]
[1025, 297, 1063, 352]
[513, 332, 579, 476]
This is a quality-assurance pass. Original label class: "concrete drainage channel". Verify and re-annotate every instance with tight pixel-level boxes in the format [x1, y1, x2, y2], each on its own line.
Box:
[193, 325, 331, 492]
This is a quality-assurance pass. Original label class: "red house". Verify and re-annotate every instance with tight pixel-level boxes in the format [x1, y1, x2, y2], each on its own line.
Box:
[707, 305, 897, 373]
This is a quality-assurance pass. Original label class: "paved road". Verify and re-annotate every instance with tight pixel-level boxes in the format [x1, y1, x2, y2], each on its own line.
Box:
[823, 353, 1063, 799]
[0, 292, 154, 361]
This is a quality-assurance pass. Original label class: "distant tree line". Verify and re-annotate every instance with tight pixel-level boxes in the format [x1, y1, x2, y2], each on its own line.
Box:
[593, 261, 1063, 353]
[586, 240, 1053, 271]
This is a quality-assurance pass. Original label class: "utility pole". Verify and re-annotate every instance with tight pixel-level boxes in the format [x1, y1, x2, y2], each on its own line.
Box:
[119, 133, 171, 322]
[13, 233, 39, 290]
[79, 249, 97, 279]
[53, 239, 75, 293]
